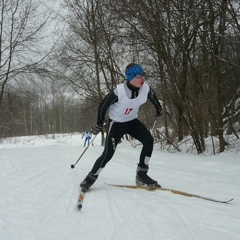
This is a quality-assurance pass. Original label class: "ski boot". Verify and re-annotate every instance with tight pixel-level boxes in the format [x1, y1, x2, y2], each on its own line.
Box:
[136, 165, 161, 189]
[80, 173, 98, 190]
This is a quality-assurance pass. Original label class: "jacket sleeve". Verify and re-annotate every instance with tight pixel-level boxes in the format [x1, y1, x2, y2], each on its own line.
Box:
[147, 87, 162, 111]
[96, 89, 118, 125]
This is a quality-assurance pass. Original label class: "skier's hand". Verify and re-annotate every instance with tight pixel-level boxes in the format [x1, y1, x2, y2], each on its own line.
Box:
[90, 124, 103, 135]
[155, 109, 163, 117]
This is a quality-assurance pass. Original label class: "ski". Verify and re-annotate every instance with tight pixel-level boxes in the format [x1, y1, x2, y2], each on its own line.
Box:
[108, 184, 233, 204]
[77, 187, 87, 209]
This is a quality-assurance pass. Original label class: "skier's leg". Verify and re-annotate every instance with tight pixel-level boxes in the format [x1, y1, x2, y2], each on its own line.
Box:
[90, 121, 125, 174]
[128, 119, 154, 168]
[128, 119, 160, 187]
[84, 138, 87, 147]
[80, 121, 126, 189]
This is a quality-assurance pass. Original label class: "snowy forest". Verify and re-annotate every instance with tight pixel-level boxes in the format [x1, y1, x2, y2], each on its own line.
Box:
[0, 0, 240, 153]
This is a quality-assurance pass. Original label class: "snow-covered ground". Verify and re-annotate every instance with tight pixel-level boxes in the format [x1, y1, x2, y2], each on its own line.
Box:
[0, 133, 239, 240]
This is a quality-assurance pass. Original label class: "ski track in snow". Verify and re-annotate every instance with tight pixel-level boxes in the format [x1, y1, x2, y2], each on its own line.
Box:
[0, 134, 240, 240]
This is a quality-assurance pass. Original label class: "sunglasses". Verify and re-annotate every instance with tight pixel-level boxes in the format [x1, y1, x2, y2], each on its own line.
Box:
[134, 72, 145, 79]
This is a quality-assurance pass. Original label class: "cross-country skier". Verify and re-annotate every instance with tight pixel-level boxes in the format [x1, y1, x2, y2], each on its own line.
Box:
[82, 130, 92, 147]
[80, 63, 163, 190]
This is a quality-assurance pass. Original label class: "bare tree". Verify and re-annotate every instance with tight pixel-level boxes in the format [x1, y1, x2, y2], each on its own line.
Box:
[54, 0, 126, 105]
[3, 0, 239, 155]
[0, 0, 51, 105]
[107, 0, 240, 153]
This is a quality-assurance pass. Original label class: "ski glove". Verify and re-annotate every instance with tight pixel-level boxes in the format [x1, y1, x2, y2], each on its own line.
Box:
[90, 124, 103, 135]
[155, 109, 163, 117]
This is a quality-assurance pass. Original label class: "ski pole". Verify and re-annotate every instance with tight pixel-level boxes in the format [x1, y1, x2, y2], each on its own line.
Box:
[151, 120, 157, 134]
[71, 133, 99, 169]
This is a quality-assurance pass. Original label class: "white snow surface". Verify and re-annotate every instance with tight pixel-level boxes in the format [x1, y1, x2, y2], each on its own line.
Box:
[0, 133, 239, 240]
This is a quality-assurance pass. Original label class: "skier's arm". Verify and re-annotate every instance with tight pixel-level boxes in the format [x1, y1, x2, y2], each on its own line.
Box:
[148, 87, 162, 114]
[96, 89, 118, 126]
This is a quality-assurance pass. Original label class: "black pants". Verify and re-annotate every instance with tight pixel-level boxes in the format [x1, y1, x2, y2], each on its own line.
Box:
[90, 118, 154, 175]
